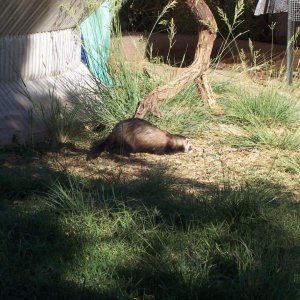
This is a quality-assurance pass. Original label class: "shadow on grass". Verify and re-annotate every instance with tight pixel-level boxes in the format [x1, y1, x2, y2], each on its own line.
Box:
[0, 209, 105, 300]
[89, 156, 300, 299]
[0, 154, 105, 299]
[0, 154, 64, 201]
[1, 150, 300, 299]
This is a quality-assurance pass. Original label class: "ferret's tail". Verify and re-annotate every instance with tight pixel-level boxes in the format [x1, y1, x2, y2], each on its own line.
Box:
[86, 136, 109, 160]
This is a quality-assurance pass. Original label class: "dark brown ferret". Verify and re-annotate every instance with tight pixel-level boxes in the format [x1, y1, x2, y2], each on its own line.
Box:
[87, 118, 192, 159]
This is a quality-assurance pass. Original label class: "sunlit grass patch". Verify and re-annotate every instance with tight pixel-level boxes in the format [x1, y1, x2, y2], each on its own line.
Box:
[217, 84, 300, 150]
[230, 124, 300, 151]
[220, 87, 300, 127]
[148, 84, 211, 135]
[277, 156, 300, 175]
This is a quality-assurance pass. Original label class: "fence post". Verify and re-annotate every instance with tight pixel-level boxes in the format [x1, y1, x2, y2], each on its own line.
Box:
[287, 0, 294, 85]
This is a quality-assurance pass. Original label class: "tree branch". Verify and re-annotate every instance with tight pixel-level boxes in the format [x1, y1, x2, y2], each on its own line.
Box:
[135, 0, 217, 119]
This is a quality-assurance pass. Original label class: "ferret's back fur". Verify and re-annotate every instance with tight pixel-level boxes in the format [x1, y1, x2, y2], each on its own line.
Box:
[87, 118, 192, 159]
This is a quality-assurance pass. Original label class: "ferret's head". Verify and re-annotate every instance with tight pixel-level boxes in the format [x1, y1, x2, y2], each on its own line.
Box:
[172, 135, 193, 153]
[184, 139, 193, 153]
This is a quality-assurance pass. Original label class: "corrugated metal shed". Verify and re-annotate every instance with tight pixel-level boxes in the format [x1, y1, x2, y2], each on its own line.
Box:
[255, 0, 288, 15]
[0, 29, 81, 81]
[0, 0, 104, 145]
[0, 63, 93, 145]
[0, 0, 104, 35]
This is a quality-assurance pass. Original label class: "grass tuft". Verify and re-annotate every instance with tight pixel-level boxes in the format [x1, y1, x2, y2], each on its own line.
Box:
[278, 156, 300, 175]
[74, 62, 158, 133]
[230, 124, 300, 151]
[221, 87, 300, 127]
[38, 97, 83, 145]
[149, 84, 211, 135]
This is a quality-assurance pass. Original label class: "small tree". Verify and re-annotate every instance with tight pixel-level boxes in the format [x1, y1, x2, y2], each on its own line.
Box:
[135, 0, 218, 118]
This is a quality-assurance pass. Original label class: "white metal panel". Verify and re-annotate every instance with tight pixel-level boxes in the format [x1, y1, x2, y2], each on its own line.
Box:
[0, 29, 81, 81]
[255, 0, 288, 15]
[0, 63, 95, 145]
[0, 0, 104, 35]
[0, 0, 104, 145]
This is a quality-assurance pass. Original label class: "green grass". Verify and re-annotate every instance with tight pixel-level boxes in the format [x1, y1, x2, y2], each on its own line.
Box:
[230, 125, 300, 151]
[74, 64, 209, 137]
[220, 87, 300, 127]
[1, 166, 300, 300]
[39, 97, 83, 145]
[148, 84, 211, 135]
[74, 61, 159, 133]
[25, 85, 83, 146]
[278, 156, 300, 175]
[216, 84, 300, 150]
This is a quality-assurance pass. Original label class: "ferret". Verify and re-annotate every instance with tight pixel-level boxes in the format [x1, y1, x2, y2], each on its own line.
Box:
[87, 118, 192, 159]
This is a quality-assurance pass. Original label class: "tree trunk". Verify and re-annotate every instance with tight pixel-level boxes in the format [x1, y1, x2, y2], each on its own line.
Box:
[134, 0, 218, 119]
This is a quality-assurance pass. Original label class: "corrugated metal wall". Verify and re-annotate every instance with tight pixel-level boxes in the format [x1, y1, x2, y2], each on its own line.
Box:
[0, 29, 81, 81]
[0, 63, 94, 145]
[0, 0, 104, 145]
[0, 0, 104, 35]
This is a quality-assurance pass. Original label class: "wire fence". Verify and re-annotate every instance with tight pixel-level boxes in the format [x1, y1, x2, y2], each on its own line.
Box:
[289, 0, 300, 21]
[254, 0, 300, 84]
[254, 0, 288, 15]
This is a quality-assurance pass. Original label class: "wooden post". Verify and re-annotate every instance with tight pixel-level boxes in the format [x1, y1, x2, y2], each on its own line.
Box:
[135, 0, 218, 119]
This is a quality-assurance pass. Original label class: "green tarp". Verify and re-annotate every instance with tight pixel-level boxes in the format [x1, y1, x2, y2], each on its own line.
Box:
[81, 0, 112, 85]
